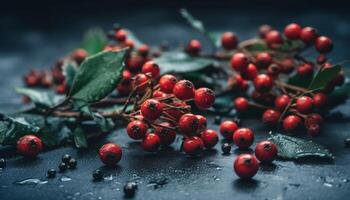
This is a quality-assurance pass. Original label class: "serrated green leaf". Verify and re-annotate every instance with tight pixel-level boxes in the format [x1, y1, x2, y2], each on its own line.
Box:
[15, 88, 65, 109]
[62, 60, 78, 90]
[269, 132, 333, 160]
[81, 28, 107, 55]
[308, 65, 342, 90]
[180, 8, 205, 33]
[69, 49, 127, 103]
[73, 126, 87, 148]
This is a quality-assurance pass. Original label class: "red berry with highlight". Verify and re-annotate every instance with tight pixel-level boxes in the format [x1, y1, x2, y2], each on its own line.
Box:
[173, 80, 195, 100]
[300, 27, 318, 43]
[313, 93, 328, 108]
[315, 36, 333, 54]
[262, 109, 281, 127]
[99, 143, 122, 166]
[304, 113, 323, 128]
[242, 63, 258, 80]
[296, 96, 313, 114]
[283, 115, 302, 132]
[115, 29, 127, 42]
[219, 120, 238, 139]
[124, 39, 134, 49]
[138, 44, 149, 56]
[142, 61, 160, 78]
[307, 124, 321, 136]
[187, 39, 201, 55]
[141, 133, 160, 152]
[155, 122, 176, 146]
[141, 99, 163, 121]
[200, 129, 219, 149]
[297, 63, 313, 77]
[72, 49, 88, 64]
[233, 128, 254, 149]
[256, 52, 272, 69]
[255, 140, 277, 163]
[194, 88, 215, 109]
[17, 135, 43, 157]
[230, 53, 249, 72]
[183, 137, 204, 156]
[254, 74, 273, 92]
[284, 23, 302, 40]
[275, 95, 291, 111]
[234, 97, 249, 113]
[159, 74, 177, 94]
[221, 32, 238, 50]
[178, 114, 199, 136]
[234, 154, 259, 179]
[266, 30, 283, 45]
[196, 115, 207, 132]
[133, 73, 150, 93]
[127, 120, 148, 140]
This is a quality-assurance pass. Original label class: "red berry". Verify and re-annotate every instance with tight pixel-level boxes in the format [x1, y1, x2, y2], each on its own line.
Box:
[155, 122, 176, 146]
[72, 49, 88, 64]
[55, 83, 66, 94]
[267, 64, 281, 77]
[234, 97, 249, 113]
[194, 88, 215, 109]
[183, 137, 204, 156]
[253, 74, 273, 92]
[255, 52, 272, 69]
[280, 58, 295, 74]
[259, 24, 273, 38]
[262, 109, 281, 126]
[178, 113, 199, 136]
[17, 135, 43, 157]
[317, 55, 327, 65]
[153, 90, 167, 98]
[241, 64, 258, 80]
[159, 74, 178, 94]
[221, 32, 238, 50]
[296, 96, 313, 114]
[233, 128, 254, 149]
[304, 113, 323, 128]
[297, 63, 313, 77]
[142, 61, 160, 78]
[99, 143, 122, 166]
[138, 44, 149, 56]
[133, 73, 150, 93]
[313, 93, 328, 108]
[265, 30, 283, 45]
[234, 154, 259, 179]
[200, 129, 219, 149]
[196, 115, 207, 132]
[141, 133, 160, 152]
[141, 99, 163, 121]
[126, 55, 143, 72]
[126, 120, 148, 140]
[275, 95, 291, 111]
[255, 140, 277, 163]
[115, 29, 127, 42]
[187, 39, 201, 55]
[230, 53, 249, 72]
[283, 115, 302, 132]
[307, 124, 321, 136]
[122, 70, 132, 82]
[284, 23, 302, 40]
[300, 27, 318, 43]
[315, 36, 333, 54]
[173, 80, 195, 100]
[24, 74, 40, 87]
[164, 101, 188, 120]
[124, 39, 134, 49]
[219, 120, 238, 139]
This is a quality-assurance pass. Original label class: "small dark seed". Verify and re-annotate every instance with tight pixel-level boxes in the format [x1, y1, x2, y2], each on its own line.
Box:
[214, 116, 222, 125]
[221, 143, 231, 155]
[124, 182, 137, 197]
[58, 162, 67, 172]
[68, 158, 77, 169]
[92, 169, 103, 181]
[47, 169, 56, 178]
[0, 158, 6, 168]
[344, 138, 350, 148]
[62, 154, 71, 163]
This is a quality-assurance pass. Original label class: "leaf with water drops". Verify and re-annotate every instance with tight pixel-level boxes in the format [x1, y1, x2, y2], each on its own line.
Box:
[15, 87, 65, 109]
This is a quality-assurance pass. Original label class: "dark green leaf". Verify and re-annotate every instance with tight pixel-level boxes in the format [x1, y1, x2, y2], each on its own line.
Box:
[244, 42, 268, 52]
[69, 49, 127, 103]
[62, 60, 78, 90]
[180, 8, 205, 33]
[73, 126, 87, 148]
[308, 65, 342, 90]
[155, 51, 215, 74]
[325, 82, 350, 109]
[125, 29, 143, 49]
[269, 132, 333, 160]
[15, 88, 65, 109]
[277, 40, 304, 52]
[287, 74, 313, 89]
[36, 117, 71, 148]
[81, 28, 107, 55]
[208, 32, 222, 48]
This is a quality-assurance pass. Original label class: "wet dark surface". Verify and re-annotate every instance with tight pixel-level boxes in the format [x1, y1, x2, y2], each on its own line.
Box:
[1, 3, 350, 200]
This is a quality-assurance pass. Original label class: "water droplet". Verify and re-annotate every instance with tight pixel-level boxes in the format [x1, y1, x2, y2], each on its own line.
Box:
[14, 178, 48, 185]
[104, 175, 113, 181]
[60, 176, 72, 182]
[323, 183, 333, 187]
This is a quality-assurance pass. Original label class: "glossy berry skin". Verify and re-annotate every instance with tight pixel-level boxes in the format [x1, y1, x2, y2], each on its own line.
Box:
[221, 32, 238, 50]
[234, 97, 249, 113]
[297, 63, 313, 77]
[59, 163, 67, 172]
[296, 96, 313, 114]
[159, 74, 178, 93]
[233, 128, 254, 149]
[165, 101, 188, 120]
[124, 39, 134, 49]
[284, 23, 302, 40]
[300, 27, 318, 43]
[200, 129, 219, 149]
[47, 169, 56, 178]
[62, 154, 71, 163]
[124, 182, 138, 198]
[315, 36, 333, 54]
[255, 140, 277, 163]
[196, 115, 207, 132]
[133, 73, 150, 93]
[194, 88, 215, 109]
[275, 95, 291, 111]
[72, 49, 88, 64]
[142, 61, 160, 78]
[230, 53, 249, 72]
[187, 39, 201, 55]
[221, 143, 231, 155]
[304, 113, 323, 128]
[183, 137, 204, 156]
[283, 115, 302, 132]
[173, 80, 195, 100]
[265, 30, 283, 45]
[262, 109, 281, 127]
[56, 83, 66, 94]
[141, 133, 160, 152]
[99, 143, 122, 166]
[219, 120, 238, 139]
[127, 120, 148, 140]
[253, 74, 273, 92]
[138, 44, 149, 56]
[255, 52, 272, 69]
[115, 29, 127, 42]
[178, 114, 200, 136]
[141, 99, 163, 121]
[313, 93, 328, 108]
[17, 135, 43, 157]
[242, 64, 258, 80]
[307, 124, 321, 136]
[155, 122, 176, 146]
[234, 154, 259, 179]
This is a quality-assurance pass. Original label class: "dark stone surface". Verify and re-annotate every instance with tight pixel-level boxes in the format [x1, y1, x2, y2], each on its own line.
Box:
[1, 3, 350, 200]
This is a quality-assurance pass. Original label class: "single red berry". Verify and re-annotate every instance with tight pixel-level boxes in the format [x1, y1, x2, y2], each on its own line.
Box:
[230, 53, 249, 72]
[221, 32, 238, 50]
[99, 143, 122, 166]
[296, 96, 313, 114]
[183, 136, 204, 156]
[300, 27, 318, 43]
[17, 135, 43, 157]
[40, 71, 53, 87]
[297, 63, 313, 77]
[133, 73, 150, 93]
[233, 128, 254, 149]
[200, 129, 219, 149]
[267, 64, 281, 77]
[280, 58, 295, 74]
[187, 39, 201, 55]
[24, 74, 40, 87]
[115, 29, 127, 42]
[219, 120, 238, 139]
[241, 64, 258, 80]
[173, 80, 195, 100]
[313, 93, 328, 108]
[138, 44, 149, 56]
[153, 90, 168, 98]
[234, 154, 259, 179]
[262, 109, 281, 127]
[259, 24, 273, 38]
[122, 70, 132, 82]
[316, 54, 327, 65]
[255, 52, 272, 69]
[178, 113, 200, 136]
[141, 99, 163, 121]
[275, 95, 291, 111]
[126, 55, 143, 72]
[284, 23, 302, 40]
[159, 74, 178, 94]
[304, 113, 323, 128]
[283, 115, 302, 132]
[127, 120, 148, 140]
[255, 140, 277, 163]
[265, 30, 283, 45]
[155, 122, 176, 146]
[142, 61, 160, 78]
[194, 88, 215, 109]
[72, 49, 88, 64]
[253, 74, 273, 92]
[55, 83, 66, 94]
[315, 36, 333, 54]
[141, 133, 160, 152]
[307, 124, 321, 136]
[196, 115, 207, 132]
[234, 97, 249, 113]
[124, 39, 134, 49]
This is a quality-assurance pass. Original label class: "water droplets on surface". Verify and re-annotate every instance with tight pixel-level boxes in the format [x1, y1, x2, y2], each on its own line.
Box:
[104, 175, 113, 181]
[60, 175, 72, 182]
[14, 178, 48, 185]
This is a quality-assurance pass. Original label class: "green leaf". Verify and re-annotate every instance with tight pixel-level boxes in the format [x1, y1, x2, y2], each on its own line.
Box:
[277, 40, 304, 52]
[287, 74, 313, 89]
[154, 50, 215, 74]
[269, 132, 333, 160]
[15, 88, 65, 109]
[81, 28, 107, 55]
[180, 8, 205, 33]
[244, 42, 269, 52]
[62, 60, 78, 90]
[69, 49, 127, 103]
[36, 117, 71, 148]
[308, 65, 342, 90]
[325, 81, 350, 109]
[73, 126, 87, 148]
[125, 29, 144, 49]
[208, 32, 222, 48]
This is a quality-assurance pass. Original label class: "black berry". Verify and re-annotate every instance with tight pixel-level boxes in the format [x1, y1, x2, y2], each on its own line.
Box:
[221, 143, 231, 155]
[47, 169, 56, 178]
[0, 158, 6, 168]
[92, 169, 103, 181]
[62, 154, 71, 164]
[344, 138, 350, 148]
[124, 182, 137, 198]
[58, 162, 67, 172]
[68, 158, 77, 169]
